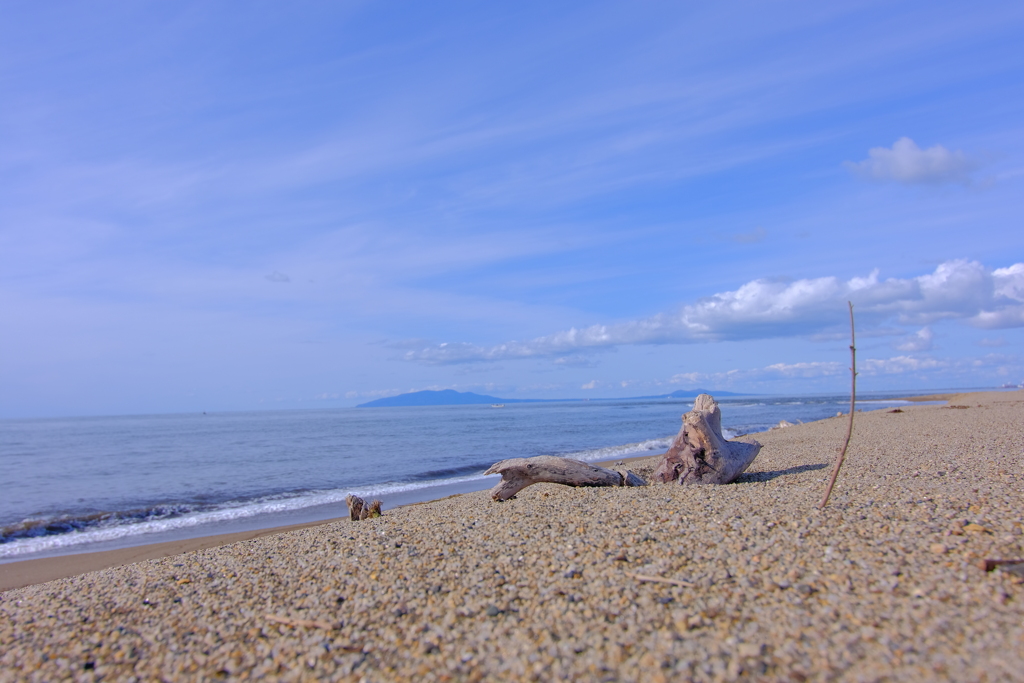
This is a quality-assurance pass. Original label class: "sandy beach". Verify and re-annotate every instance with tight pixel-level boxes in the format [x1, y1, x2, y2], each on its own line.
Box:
[2, 391, 1022, 681]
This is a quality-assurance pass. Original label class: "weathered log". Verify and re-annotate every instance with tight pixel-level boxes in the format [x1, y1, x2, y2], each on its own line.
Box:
[653, 394, 761, 485]
[484, 455, 646, 501]
[346, 495, 382, 521]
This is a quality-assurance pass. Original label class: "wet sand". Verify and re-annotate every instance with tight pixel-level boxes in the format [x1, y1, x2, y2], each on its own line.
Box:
[0, 455, 658, 594]
[1, 391, 1022, 681]
[0, 520, 349, 594]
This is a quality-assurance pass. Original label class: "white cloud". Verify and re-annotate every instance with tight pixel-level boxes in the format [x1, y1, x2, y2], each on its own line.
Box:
[859, 355, 946, 375]
[553, 355, 599, 368]
[677, 361, 845, 384]
[844, 137, 976, 185]
[581, 380, 599, 390]
[401, 260, 1024, 364]
[762, 361, 845, 377]
[667, 354, 971, 387]
[895, 327, 933, 352]
[669, 371, 712, 385]
[976, 264, 1024, 327]
[993, 264, 1024, 299]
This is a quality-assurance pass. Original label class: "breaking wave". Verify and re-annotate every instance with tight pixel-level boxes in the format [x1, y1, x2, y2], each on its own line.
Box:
[0, 435, 674, 560]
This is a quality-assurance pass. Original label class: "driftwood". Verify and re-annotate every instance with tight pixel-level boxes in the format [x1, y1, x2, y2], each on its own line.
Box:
[346, 495, 382, 521]
[653, 394, 761, 485]
[624, 572, 694, 587]
[484, 455, 646, 501]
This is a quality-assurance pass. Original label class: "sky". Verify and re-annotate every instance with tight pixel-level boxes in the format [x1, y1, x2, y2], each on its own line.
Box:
[2, 1, 1023, 418]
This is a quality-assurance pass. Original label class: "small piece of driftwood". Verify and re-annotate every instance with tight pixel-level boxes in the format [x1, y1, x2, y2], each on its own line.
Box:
[624, 572, 694, 587]
[484, 455, 646, 501]
[346, 495, 382, 521]
[653, 394, 761, 485]
[980, 558, 1024, 573]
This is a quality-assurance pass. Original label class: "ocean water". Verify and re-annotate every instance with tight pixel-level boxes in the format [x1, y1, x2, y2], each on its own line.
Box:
[0, 392, 931, 561]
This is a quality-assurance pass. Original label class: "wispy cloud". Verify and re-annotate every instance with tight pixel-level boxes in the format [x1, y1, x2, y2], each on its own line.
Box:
[845, 137, 977, 185]
[668, 352, 1019, 387]
[859, 355, 946, 374]
[895, 327, 933, 352]
[671, 361, 845, 385]
[761, 361, 845, 378]
[401, 260, 1024, 364]
[554, 355, 599, 368]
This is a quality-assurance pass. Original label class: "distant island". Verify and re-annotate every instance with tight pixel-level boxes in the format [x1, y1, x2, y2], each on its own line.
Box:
[357, 388, 745, 408]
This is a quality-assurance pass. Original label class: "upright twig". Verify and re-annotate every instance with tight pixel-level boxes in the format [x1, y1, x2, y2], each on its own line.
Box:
[819, 302, 856, 509]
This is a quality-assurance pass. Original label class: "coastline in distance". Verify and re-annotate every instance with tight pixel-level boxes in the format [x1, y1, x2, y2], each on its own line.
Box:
[356, 388, 745, 408]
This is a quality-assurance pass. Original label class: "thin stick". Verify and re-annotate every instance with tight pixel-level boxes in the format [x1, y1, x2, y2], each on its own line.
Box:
[819, 302, 856, 509]
[624, 572, 694, 587]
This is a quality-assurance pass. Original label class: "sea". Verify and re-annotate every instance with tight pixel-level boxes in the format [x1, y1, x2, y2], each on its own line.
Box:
[0, 391, 945, 563]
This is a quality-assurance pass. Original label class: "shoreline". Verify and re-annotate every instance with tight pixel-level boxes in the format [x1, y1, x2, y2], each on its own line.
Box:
[2, 390, 1021, 679]
[0, 519, 347, 594]
[0, 450, 662, 593]
[2, 390, 1015, 594]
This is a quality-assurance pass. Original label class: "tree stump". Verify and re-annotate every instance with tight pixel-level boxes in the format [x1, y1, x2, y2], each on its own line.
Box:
[484, 455, 646, 501]
[653, 394, 761, 485]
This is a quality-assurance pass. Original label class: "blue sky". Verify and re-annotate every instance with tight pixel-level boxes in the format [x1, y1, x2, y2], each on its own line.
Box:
[2, 1, 1023, 417]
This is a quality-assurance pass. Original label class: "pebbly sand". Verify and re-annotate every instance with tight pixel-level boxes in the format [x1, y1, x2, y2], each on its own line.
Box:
[1, 391, 1022, 681]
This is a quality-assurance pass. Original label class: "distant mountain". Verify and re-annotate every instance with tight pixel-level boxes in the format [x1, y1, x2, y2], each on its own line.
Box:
[357, 387, 747, 408]
[357, 389, 533, 408]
